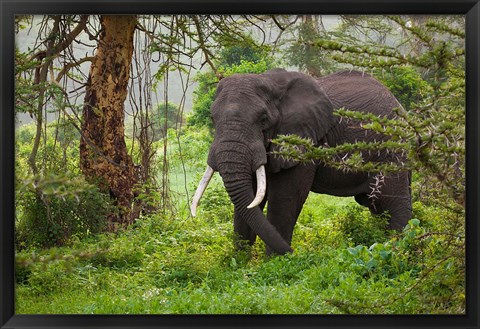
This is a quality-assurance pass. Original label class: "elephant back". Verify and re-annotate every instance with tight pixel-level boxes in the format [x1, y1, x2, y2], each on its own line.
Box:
[317, 70, 404, 119]
[317, 70, 406, 163]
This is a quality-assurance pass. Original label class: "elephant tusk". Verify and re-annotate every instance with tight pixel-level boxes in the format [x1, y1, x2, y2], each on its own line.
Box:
[247, 165, 266, 209]
[190, 165, 215, 217]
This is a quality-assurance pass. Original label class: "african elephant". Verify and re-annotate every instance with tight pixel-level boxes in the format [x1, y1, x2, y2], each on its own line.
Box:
[191, 69, 412, 255]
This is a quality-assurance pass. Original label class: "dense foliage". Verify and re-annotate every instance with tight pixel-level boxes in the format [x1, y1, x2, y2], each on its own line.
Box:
[16, 174, 465, 313]
[15, 122, 112, 249]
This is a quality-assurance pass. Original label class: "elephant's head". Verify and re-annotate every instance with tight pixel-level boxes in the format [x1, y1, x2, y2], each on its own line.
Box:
[191, 69, 334, 254]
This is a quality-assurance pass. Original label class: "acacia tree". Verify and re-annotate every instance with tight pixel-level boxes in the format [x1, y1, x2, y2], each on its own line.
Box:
[16, 15, 274, 235]
[285, 15, 338, 76]
[276, 15, 465, 207]
[80, 15, 138, 229]
[273, 15, 466, 311]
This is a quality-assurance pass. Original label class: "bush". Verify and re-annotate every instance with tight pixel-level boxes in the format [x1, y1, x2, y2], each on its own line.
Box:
[335, 204, 391, 246]
[375, 66, 432, 112]
[15, 200, 465, 314]
[217, 40, 271, 68]
[25, 260, 75, 295]
[16, 174, 112, 249]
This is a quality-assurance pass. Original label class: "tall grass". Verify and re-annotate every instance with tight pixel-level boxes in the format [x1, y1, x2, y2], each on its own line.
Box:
[16, 193, 464, 314]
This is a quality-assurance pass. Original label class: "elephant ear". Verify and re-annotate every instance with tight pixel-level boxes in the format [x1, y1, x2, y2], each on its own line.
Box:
[264, 71, 335, 173]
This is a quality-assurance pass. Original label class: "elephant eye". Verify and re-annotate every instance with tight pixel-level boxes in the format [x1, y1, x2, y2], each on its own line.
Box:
[260, 115, 268, 128]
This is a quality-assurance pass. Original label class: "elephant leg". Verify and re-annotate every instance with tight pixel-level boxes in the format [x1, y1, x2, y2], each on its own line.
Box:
[265, 165, 316, 255]
[377, 172, 412, 230]
[354, 193, 384, 215]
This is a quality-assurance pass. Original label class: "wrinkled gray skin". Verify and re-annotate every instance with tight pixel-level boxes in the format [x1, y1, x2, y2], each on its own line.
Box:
[205, 69, 412, 255]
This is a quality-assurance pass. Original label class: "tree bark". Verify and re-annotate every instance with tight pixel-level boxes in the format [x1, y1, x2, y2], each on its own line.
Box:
[80, 15, 138, 230]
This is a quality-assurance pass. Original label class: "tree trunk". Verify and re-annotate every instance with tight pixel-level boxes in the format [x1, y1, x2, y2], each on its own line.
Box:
[80, 15, 138, 230]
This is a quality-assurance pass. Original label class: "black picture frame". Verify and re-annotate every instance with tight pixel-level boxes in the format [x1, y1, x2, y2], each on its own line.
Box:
[1, 1, 479, 328]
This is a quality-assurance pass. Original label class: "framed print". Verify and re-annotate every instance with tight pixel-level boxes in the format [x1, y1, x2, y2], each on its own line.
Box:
[1, 0, 479, 328]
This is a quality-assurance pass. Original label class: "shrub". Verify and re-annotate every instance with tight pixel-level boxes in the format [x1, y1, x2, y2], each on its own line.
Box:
[335, 204, 391, 246]
[16, 173, 112, 249]
[375, 66, 432, 112]
[25, 260, 74, 295]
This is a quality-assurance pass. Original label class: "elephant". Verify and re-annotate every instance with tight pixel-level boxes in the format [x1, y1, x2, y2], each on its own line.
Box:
[191, 69, 412, 255]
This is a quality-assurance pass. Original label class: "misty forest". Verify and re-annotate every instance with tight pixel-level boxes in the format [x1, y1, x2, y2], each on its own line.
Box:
[14, 15, 465, 314]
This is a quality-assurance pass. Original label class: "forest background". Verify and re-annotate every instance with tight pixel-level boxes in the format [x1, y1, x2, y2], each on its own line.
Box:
[14, 14, 465, 314]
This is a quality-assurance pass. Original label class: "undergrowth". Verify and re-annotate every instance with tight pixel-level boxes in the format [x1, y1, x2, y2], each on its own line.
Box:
[16, 195, 465, 314]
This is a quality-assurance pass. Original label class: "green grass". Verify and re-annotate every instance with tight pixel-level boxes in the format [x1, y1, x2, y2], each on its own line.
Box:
[15, 187, 465, 314]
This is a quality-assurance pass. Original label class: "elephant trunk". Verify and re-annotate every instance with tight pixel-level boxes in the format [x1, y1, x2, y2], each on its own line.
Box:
[221, 170, 292, 255]
[214, 143, 293, 255]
